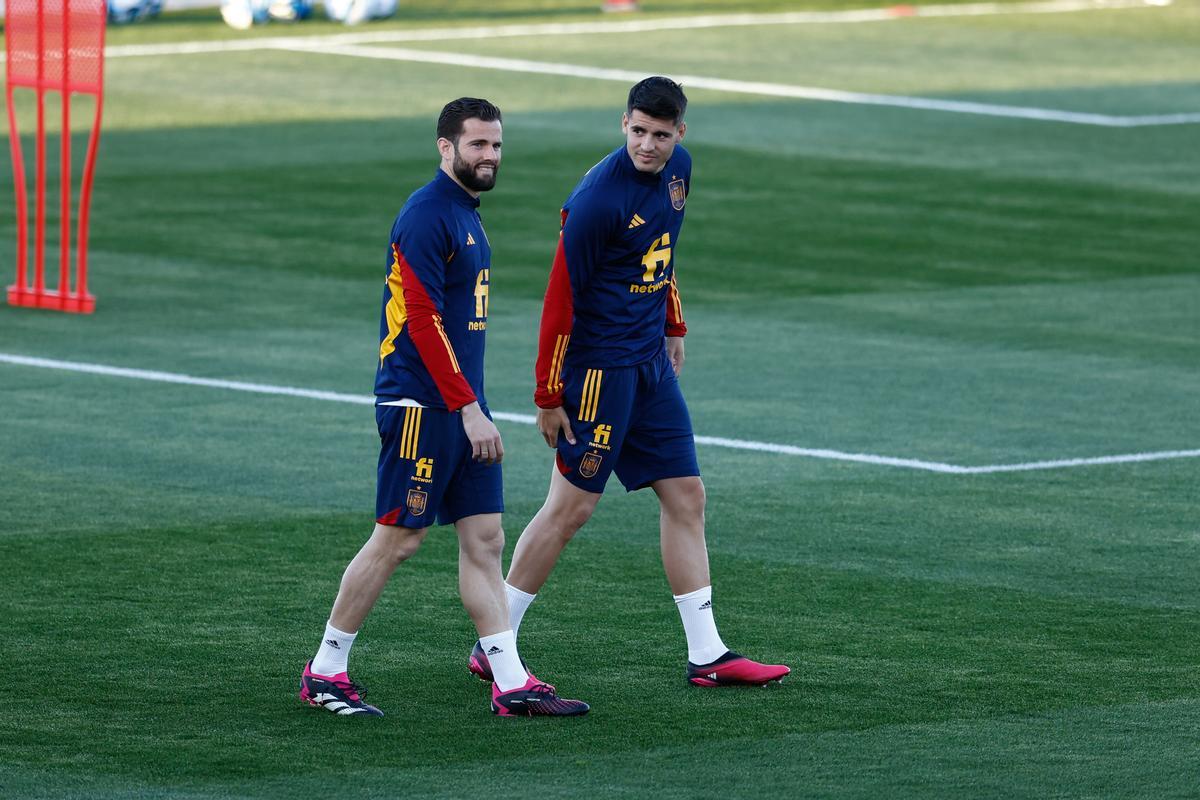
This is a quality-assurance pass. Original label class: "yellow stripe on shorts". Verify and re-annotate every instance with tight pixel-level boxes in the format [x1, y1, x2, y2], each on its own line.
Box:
[578, 369, 603, 423]
[400, 407, 423, 460]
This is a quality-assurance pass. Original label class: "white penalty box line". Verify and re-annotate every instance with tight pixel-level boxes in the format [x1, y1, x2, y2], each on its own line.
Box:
[19, 0, 1198, 128]
[3, 352, 1197, 475]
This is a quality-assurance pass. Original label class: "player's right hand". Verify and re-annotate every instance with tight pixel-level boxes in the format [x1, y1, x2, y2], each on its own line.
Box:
[537, 406, 576, 448]
[461, 401, 504, 464]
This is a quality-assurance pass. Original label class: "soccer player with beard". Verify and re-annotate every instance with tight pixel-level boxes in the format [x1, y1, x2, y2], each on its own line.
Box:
[466, 79, 790, 692]
[299, 98, 588, 718]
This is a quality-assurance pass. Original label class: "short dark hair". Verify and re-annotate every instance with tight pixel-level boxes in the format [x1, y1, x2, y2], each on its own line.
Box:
[437, 97, 502, 142]
[627, 77, 687, 125]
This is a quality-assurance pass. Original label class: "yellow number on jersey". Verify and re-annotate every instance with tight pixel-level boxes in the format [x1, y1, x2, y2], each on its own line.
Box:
[641, 233, 672, 283]
[474, 269, 490, 318]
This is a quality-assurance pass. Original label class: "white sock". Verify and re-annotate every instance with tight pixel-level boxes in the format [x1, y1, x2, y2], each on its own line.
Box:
[673, 586, 728, 666]
[479, 630, 529, 691]
[505, 582, 537, 637]
[311, 621, 357, 677]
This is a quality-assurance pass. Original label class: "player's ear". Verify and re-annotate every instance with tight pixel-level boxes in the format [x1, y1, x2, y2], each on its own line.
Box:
[621, 113, 630, 133]
[437, 136, 454, 160]
[676, 121, 686, 141]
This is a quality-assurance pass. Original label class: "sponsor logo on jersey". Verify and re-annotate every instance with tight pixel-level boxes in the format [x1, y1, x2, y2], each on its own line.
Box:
[406, 488, 428, 516]
[589, 423, 613, 450]
[414, 457, 434, 484]
[466, 233, 477, 246]
[580, 452, 603, 479]
[669, 179, 686, 211]
[628, 213, 646, 229]
[629, 276, 671, 294]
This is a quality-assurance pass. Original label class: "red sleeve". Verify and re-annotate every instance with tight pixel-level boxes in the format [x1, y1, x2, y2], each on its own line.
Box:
[394, 244, 477, 411]
[533, 231, 575, 409]
[666, 272, 687, 337]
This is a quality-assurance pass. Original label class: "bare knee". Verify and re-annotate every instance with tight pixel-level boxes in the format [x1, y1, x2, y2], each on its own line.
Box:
[657, 477, 706, 521]
[478, 523, 505, 554]
[461, 523, 505, 561]
[537, 470, 601, 543]
[371, 523, 427, 566]
[552, 501, 596, 542]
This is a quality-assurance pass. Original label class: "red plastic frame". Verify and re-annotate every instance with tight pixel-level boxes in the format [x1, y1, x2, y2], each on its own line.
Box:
[6, 0, 106, 313]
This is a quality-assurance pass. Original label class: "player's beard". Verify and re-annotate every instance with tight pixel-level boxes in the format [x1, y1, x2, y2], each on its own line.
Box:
[453, 148, 498, 192]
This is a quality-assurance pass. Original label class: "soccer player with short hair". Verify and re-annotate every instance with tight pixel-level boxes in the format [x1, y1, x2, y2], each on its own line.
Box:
[466, 78, 790, 691]
[299, 98, 588, 718]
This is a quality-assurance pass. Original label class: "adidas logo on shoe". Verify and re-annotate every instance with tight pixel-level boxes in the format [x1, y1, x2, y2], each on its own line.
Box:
[698, 600, 712, 610]
[299, 661, 383, 716]
[487, 646, 503, 655]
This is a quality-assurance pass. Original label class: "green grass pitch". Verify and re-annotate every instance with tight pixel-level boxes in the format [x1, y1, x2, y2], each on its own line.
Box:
[1, 0, 1199, 797]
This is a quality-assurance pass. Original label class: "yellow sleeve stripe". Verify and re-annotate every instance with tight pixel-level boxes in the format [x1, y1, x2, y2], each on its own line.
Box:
[548, 334, 570, 394]
[433, 314, 462, 374]
[670, 274, 684, 323]
[578, 368, 603, 422]
[379, 248, 409, 365]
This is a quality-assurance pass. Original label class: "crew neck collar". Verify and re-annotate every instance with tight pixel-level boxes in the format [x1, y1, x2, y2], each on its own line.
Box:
[434, 169, 482, 208]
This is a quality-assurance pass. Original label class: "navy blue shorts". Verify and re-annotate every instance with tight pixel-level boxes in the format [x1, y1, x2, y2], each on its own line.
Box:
[555, 349, 700, 493]
[375, 404, 504, 528]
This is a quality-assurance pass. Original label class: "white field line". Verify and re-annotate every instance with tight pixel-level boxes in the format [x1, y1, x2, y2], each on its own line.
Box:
[3, 352, 1197, 475]
[0, 352, 379, 406]
[950, 450, 1200, 473]
[274, 41, 1200, 128]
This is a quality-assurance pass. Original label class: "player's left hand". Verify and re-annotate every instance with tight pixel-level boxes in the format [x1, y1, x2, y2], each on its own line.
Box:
[536, 406, 575, 448]
[461, 401, 504, 464]
[666, 336, 685, 376]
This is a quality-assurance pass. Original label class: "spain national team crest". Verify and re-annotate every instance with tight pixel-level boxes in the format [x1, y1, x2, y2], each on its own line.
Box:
[669, 179, 686, 211]
[579, 452, 604, 479]
[406, 488, 428, 516]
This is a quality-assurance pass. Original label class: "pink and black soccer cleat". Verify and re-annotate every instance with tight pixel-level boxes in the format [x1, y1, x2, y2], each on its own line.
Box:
[299, 660, 384, 716]
[468, 640, 495, 682]
[491, 676, 589, 717]
[686, 651, 791, 687]
[468, 640, 553, 691]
